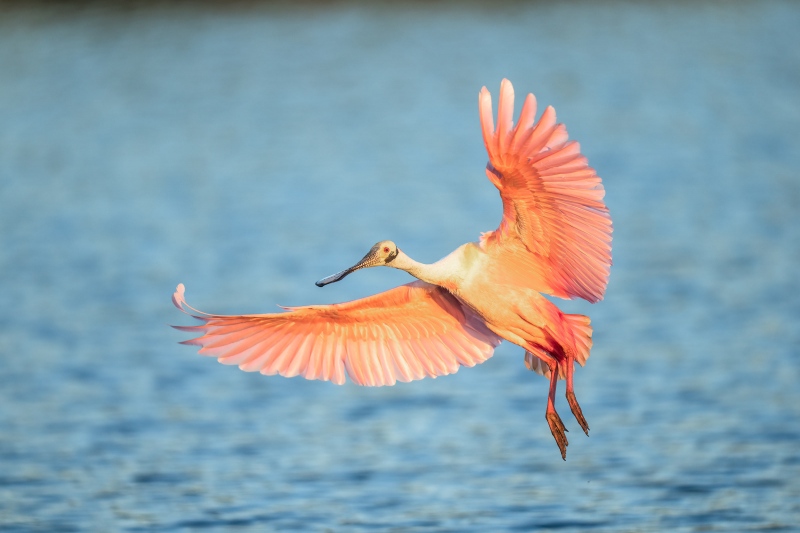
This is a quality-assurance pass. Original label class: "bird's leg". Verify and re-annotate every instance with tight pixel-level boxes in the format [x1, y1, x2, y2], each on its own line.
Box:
[538, 351, 568, 460]
[563, 355, 590, 436]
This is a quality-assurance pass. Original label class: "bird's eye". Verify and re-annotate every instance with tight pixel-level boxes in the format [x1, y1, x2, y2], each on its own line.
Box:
[383, 247, 390, 253]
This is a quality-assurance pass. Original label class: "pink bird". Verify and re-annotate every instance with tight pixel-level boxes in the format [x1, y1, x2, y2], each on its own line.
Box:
[173, 79, 612, 459]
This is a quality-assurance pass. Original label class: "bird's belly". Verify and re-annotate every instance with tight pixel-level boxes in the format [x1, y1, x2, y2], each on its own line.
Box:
[453, 281, 550, 348]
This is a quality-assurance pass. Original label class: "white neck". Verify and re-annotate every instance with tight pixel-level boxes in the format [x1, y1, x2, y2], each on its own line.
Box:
[389, 249, 464, 288]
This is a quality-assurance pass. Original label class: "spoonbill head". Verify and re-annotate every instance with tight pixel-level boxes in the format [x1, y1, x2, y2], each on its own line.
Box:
[172, 79, 612, 460]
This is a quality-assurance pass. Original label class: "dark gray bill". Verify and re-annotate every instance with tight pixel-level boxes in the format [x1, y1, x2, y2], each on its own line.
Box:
[315, 245, 382, 287]
[315, 268, 355, 287]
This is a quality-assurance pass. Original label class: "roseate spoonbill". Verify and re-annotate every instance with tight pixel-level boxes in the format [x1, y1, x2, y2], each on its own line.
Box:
[172, 79, 612, 459]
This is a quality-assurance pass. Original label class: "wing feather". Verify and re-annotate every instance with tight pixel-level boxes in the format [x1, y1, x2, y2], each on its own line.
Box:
[387, 335, 422, 382]
[172, 282, 501, 387]
[285, 332, 316, 378]
[479, 79, 613, 302]
[305, 333, 327, 381]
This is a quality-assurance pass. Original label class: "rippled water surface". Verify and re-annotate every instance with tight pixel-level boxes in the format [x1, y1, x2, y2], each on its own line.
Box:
[1, 1, 799, 531]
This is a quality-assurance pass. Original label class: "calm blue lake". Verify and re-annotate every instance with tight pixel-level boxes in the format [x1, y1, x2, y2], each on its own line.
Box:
[1, 1, 798, 531]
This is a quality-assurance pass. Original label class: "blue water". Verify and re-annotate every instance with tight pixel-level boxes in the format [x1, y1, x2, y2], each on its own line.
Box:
[1, 1, 799, 531]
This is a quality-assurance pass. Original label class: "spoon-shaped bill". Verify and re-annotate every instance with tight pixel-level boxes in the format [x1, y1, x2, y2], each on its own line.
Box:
[315, 268, 354, 287]
[315, 246, 383, 287]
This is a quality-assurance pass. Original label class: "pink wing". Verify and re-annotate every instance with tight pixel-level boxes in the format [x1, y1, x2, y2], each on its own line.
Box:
[172, 282, 501, 387]
[478, 79, 612, 303]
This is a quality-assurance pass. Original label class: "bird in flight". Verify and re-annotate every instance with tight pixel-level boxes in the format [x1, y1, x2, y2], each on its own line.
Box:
[173, 79, 612, 459]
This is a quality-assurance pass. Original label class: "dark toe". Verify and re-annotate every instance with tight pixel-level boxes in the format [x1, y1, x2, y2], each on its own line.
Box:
[546, 411, 569, 460]
[566, 390, 590, 436]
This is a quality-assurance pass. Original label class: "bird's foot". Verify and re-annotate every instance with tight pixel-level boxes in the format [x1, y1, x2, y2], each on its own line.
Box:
[566, 390, 590, 436]
[546, 410, 569, 460]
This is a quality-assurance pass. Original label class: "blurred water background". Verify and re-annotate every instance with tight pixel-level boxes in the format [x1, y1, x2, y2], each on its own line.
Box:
[1, 1, 799, 531]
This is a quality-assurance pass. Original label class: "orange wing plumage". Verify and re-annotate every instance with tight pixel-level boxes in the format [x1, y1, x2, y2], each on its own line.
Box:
[172, 282, 501, 387]
[479, 79, 612, 303]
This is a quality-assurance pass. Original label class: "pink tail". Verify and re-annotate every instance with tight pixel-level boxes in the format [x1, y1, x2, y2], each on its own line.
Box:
[524, 314, 593, 379]
[564, 313, 593, 367]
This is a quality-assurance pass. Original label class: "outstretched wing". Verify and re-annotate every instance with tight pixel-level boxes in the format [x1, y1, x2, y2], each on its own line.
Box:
[478, 79, 612, 303]
[172, 282, 501, 387]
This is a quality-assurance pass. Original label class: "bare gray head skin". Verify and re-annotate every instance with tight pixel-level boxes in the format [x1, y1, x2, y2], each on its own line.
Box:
[316, 240, 399, 287]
